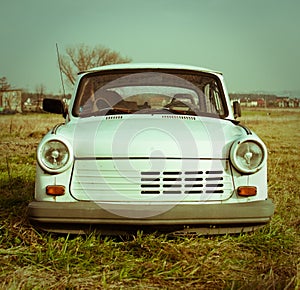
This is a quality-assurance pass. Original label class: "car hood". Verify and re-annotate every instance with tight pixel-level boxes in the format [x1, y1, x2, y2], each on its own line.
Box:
[57, 115, 245, 159]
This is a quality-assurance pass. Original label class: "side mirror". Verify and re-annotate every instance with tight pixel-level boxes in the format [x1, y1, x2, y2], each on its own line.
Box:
[233, 101, 241, 118]
[43, 98, 66, 117]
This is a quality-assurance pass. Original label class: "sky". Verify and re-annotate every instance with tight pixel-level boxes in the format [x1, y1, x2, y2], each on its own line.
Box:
[0, 0, 299, 95]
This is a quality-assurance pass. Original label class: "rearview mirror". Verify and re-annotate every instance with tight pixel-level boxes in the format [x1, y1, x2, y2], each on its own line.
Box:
[233, 101, 241, 118]
[43, 98, 66, 117]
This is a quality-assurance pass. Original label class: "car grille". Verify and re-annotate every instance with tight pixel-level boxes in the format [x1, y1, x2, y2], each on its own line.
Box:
[141, 170, 225, 194]
[70, 159, 233, 202]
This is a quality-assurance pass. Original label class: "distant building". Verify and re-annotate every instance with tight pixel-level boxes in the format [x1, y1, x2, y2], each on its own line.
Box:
[0, 89, 22, 113]
[257, 98, 266, 107]
[23, 97, 43, 112]
[230, 93, 300, 108]
[276, 97, 300, 108]
[239, 98, 258, 107]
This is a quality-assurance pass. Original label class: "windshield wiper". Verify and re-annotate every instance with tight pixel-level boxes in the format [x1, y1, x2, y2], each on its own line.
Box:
[162, 107, 198, 116]
[106, 107, 132, 115]
[78, 107, 132, 117]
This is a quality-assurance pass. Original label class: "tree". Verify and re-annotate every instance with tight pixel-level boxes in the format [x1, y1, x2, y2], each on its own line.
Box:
[59, 44, 131, 87]
[0, 77, 11, 91]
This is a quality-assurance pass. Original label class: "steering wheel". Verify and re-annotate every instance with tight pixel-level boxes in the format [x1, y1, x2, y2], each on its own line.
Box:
[95, 98, 112, 110]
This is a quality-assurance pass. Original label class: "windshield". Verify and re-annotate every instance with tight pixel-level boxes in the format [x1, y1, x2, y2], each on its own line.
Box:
[72, 70, 227, 118]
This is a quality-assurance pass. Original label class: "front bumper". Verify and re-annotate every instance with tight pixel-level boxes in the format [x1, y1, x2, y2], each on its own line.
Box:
[28, 199, 274, 234]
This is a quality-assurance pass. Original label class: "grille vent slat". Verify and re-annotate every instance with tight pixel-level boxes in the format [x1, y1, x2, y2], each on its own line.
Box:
[141, 178, 160, 182]
[163, 191, 181, 194]
[185, 178, 203, 181]
[141, 171, 160, 175]
[140, 170, 226, 195]
[185, 171, 203, 175]
[141, 191, 160, 194]
[206, 190, 224, 194]
[185, 190, 204, 194]
[184, 184, 203, 188]
[163, 171, 181, 175]
[206, 177, 223, 181]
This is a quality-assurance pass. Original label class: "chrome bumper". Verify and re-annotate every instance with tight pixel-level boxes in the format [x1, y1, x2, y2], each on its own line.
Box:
[28, 199, 274, 234]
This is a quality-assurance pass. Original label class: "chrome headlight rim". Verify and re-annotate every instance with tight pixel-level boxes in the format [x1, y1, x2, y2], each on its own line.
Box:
[230, 137, 267, 174]
[37, 137, 73, 174]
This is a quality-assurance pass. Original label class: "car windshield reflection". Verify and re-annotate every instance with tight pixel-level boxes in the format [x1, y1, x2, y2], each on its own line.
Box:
[73, 71, 226, 118]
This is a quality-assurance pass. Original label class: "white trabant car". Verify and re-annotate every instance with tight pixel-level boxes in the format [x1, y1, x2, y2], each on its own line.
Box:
[28, 63, 274, 234]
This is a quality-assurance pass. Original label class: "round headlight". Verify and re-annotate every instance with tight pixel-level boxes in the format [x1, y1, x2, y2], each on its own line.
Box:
[230, 138, 267, 174]
[37, 139, 73, 173]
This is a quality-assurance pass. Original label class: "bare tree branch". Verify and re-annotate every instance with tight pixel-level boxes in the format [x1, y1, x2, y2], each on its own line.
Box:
[60, 44, 131, 88]
[0, 77, 11, 91]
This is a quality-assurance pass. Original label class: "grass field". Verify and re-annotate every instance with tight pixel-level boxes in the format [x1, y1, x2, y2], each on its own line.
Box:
[0, 109, 299, 289]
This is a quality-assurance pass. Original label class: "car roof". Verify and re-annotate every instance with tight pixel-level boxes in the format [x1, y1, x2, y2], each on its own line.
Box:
[78, 63, 223, 76]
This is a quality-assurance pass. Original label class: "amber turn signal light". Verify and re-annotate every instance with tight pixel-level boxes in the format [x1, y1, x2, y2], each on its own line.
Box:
[237, 186, 257, 197]
[46, 185, 66, 196]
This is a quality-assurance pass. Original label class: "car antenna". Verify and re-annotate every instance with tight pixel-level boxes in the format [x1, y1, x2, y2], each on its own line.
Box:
[56, 43, 66, 100]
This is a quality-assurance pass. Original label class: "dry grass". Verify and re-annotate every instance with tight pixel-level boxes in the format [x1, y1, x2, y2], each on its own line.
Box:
[0, 110, 299, 289]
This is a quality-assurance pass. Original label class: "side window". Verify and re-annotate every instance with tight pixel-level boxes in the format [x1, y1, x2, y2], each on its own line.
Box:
[203, 82, 225, 115]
